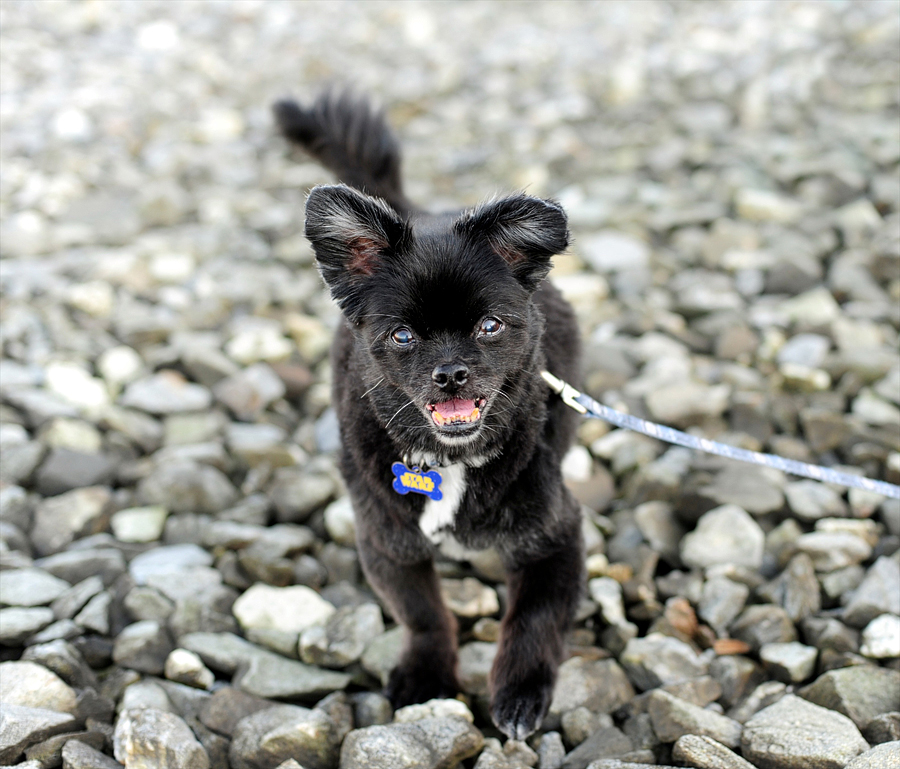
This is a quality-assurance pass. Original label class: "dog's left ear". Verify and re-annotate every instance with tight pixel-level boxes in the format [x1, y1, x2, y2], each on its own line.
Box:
[455, 195, 569, 290]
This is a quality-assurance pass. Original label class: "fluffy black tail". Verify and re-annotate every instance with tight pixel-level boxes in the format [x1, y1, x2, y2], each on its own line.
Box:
[273, 91, 415, 218]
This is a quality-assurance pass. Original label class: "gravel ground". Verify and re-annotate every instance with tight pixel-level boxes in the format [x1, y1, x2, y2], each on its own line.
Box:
[1, 1, 899, 768]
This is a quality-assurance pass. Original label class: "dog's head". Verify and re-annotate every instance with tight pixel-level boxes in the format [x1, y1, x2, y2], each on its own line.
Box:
[305, 184, 568, 452]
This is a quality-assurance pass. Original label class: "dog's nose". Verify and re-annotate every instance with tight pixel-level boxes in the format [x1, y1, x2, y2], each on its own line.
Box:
[432, 362, 469, 390]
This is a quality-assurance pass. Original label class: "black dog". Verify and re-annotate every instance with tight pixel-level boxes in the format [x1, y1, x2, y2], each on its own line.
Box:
[274, 92, 583, 739]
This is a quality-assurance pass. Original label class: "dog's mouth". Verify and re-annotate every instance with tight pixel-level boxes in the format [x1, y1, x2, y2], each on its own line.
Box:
[426, 397, 486, 430]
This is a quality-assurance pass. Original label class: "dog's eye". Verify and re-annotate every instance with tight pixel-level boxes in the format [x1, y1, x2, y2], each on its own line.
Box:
[391, 327, 415, 347]
[478, 317, 503, 337]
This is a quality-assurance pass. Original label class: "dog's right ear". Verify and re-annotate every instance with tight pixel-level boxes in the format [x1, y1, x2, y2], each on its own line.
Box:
[305, 184, 408, 321]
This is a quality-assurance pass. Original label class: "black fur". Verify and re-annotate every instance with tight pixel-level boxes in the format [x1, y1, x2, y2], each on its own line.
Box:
[275, 92, 583, 740]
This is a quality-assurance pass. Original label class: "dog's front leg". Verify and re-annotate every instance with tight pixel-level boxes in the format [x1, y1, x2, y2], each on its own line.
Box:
[357, 530, 460, 708]
[490, 522, 583, 740]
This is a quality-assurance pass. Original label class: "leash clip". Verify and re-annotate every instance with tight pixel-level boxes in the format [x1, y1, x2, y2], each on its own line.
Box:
[541, 370, 587, 414]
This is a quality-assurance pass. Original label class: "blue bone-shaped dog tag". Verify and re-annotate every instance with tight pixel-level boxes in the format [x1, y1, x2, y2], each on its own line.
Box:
[391, 462, 443, 501]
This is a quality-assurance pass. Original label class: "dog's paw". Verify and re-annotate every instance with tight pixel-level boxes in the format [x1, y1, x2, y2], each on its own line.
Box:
[490, 672, 554, 741]
[385, 659, 459, 709]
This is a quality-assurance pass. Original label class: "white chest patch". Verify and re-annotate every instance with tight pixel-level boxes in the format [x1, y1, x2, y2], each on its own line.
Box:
[419, 463, 466, 544]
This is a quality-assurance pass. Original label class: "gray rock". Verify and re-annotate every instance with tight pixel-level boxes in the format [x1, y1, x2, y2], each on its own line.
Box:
[323, 496, 357, 547]
[299, 603, 385, 668]
[731, 605, 797, 651]
[860, 614, 900, 658]
[137, 460, 238, 514]
[164, 412, 227, 447]
[0, 704, 77, 765]
[99, 407, 164, 453]
[0, 568, 70, 607]
[584, 762, 671, 769]
[23, 730, 105, 768]
[548, 657, 635, 717]
[314, 691, 354, 742]
[560, 726, 633, 769]
[350, 692, 393, 729]
[680, 505, 764, 570]
[777, 334, 831, 368]
[728, 680, 788, 724]
[741, 694, 868, 769]
[233, 583, 335, 637]
[458, 641, 498, 697]
[845, 742, 900, 769]
[632, 501, 684, 565]
[146, 565, 225, 605]
[698, 577, 749, 635]
[863, 713, 900, 745]
[645, 381, 731, 427]
[226, 422, 293, 466]
[180, 348, 241, 389]
[124, 585, 176, 622]
[3, 390, 78, 429]
[268, 467, 336, 523]
[581, 231, 650, 273]
[0, 607, 55, 645]
[474, 737, 539, 768]
[588, 577, 627, 628]
[31, 487, 111, 556]
[165, 648, 215, 689]
[647, 690, 742, 748]
[801, 616, 859, 653]
[120, 371, 212, 414]
[198, 686, 274, 737]
[758, 553, 821, 623]
[112, 620, 173, 675]
[759, 642, 817, 684]
[440, 577, 500, 618]
[229, 703, 339, 769]
[114, 708, 209, 769]
[0, 523, 30, 561]
[34, 449, 117, 496]
[701, 466, 785, 516]
[671, 734, 756, 769]
[538, 731, 566, 769]
[620, 634, 708, 691]
[794, 531, 872, 572]
[843, 554, 900, 627]
[51, 575, 105, 620]
[61, 191, 140, 245]
[27, 618, 82, 644]
[129, 543, 214, 584]
[178, 631, 262, 674]
[800, 666, 900, 729]
[393, 698, 475, 725]
[232, 648, 351, 700]
[21, 640, 97, 689]
[111, 505, 169, 543]
[213, 363, 286, 421]
[0, 485, 32, 531]
[61, 739, 124, 769]
[0, 661, 78, 713]
[0, 439, 45, 486]
[784, 480, 848, 521]
[708, 655, 765, 710]
[561, 708, 613, 748]
[339, 716, 484, 769]
[36, 548, 126, 586]
[73, 590, 111, 634]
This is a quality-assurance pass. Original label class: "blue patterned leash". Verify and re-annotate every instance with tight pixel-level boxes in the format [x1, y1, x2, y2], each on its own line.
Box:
[541, 370, 900, 500]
